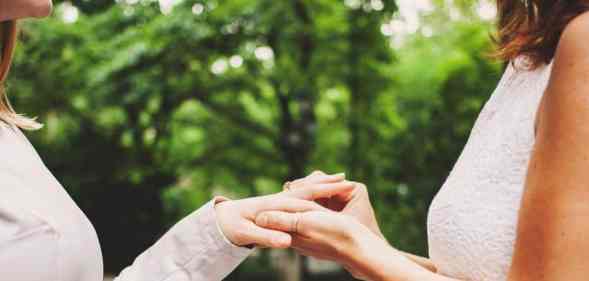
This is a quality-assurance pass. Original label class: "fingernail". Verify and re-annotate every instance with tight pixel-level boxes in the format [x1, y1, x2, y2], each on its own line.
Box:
[335, 173, 346, 178]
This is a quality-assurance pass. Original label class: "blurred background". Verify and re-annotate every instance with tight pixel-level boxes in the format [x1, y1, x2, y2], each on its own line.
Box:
[9, 0, 503, 280]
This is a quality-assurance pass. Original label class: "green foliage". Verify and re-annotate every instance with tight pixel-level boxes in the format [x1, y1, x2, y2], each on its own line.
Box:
[8, 0, 501, 278]
[379, 21, 502, 254]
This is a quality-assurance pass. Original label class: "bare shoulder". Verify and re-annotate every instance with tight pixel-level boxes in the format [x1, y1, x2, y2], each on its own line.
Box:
[556, 11, 589, 59]
[540, 11, 589, 131]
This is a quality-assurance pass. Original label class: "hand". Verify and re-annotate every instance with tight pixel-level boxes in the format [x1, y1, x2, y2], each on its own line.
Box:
[286, 171, 384, 239]
[216, 173, 354, 248]
[255, 210, 388, 281]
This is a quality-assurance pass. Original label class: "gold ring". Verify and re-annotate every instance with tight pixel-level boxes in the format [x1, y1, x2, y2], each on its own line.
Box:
[293, 213, 301, 234]
[283, 181, 292, 191]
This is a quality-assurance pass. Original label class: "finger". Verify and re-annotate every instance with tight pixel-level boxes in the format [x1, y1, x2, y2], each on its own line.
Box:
[332, 181, 362, 202]
[305, 170, 327, 181]
[310, 170, 326, 176]
[306, 173, 346, 185]
[289, 172, 344, 189]
[243, 223, 292, 249]
[288, 171, 325, 187]
[261, 197, 330, 213]
[288, 171, 324, 186]
[282, 181, 293, 191]
[255, 211, 302, 234]
[286, 181, 355, 201]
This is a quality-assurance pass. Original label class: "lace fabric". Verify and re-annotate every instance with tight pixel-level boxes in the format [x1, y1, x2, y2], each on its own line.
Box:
[427, 60, 554, 281]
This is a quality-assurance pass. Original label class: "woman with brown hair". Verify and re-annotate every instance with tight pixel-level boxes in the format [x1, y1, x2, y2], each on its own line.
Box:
[254, 1, 589, 281]
[0, 3, 356, 281]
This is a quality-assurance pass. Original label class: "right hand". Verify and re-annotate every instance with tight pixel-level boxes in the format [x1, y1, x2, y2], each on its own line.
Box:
[255, 210, 388, 281]
[215, 173, 354, 248]
[286, 171, 384, 239]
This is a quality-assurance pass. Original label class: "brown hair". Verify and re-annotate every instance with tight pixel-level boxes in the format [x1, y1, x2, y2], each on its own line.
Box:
[0, 20, 42, 130]
[495, 0, 589, 69]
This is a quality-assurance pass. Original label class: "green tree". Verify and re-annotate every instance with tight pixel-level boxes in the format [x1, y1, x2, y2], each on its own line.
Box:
[8, 0, 502, 280]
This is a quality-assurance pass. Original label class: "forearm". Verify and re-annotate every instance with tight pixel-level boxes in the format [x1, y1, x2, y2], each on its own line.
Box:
[349, 229, 460, 281]
[114, 199, 251, 281]
[400, 251, 437, 273]
[365, 249, 459, 281]
[371, 231, 436, 273]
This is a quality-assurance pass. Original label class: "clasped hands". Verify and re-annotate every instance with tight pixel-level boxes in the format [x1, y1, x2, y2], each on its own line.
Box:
[216, 171, 392, 280]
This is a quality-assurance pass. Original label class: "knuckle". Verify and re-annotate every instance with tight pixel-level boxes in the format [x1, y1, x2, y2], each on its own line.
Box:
[288, 182, 300, 189]
[267, 213, 281, 226]
[232, 227, 249, 243]
[256, 213, 270, 227]
[290, 185, 314, 200]
[309, 186, 321, 199]
[296, 214, 309, 232]
[289, 181, 304, 190]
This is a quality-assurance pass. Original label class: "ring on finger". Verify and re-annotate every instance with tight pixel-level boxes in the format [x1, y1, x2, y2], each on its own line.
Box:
[293, 213, 301, 234]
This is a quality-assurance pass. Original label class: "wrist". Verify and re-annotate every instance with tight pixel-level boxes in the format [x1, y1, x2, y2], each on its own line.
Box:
[342, 223, 378, 274]
[346, 225, 398, 281]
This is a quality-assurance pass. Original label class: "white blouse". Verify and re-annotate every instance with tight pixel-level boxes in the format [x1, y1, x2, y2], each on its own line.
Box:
[427, 59, 554, 281]
[0, 123, 252, 281]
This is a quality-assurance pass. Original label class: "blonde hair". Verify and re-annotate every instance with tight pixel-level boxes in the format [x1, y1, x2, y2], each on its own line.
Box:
[0, 20, 42, 130]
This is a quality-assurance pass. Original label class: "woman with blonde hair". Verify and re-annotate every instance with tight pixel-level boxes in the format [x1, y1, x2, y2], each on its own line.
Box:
[7, 1, 589, 281]
[0, 21, 43, 130]
[0, 2, 356, 281]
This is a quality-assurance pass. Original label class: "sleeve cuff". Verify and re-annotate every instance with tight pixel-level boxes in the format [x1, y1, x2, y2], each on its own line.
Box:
[113, 197, 253, 281]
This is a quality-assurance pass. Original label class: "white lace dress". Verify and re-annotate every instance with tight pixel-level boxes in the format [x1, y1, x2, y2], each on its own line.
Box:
[427, 60, 554, 281]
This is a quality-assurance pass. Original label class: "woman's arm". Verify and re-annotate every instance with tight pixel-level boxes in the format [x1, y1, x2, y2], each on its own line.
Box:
[255, 211, 455, 281]
[257, 12, 589, 281]
[113, 198, 253, 281]
[401, 251, 437, 273]
[114, 173, 353, 281]
[506, 12, 589, 281]
[348, 223, 456, 281]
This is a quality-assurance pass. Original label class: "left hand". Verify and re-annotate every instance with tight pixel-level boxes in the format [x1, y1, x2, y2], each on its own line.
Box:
[255, 210, 387, 280]
[216, 172, 354, 248]
[285, 171, 384, 238]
